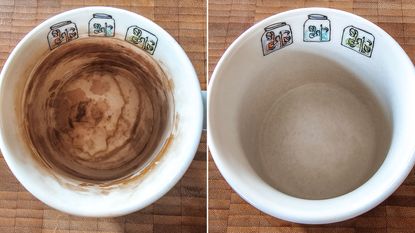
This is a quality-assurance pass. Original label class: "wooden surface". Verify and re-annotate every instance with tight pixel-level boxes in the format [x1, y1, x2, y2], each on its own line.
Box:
[0, 0, 206, 233]
[208, 0, 415, 232]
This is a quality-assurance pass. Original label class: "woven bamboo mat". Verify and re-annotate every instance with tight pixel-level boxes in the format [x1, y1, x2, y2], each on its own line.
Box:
[208, 0, 415, 232]
[0, 0, 206, 232]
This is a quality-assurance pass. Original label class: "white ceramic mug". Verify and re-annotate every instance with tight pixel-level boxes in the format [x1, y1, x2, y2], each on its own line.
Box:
[0, 7, 204, 217]
[208, 7, 415, 224]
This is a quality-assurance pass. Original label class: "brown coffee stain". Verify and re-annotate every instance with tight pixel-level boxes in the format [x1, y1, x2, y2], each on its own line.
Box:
[90, 78, 111, 95]
[70, 114, 178, 193]
[168, 77, 175, 92]
[93, 114, 178, 189]
[23, 37, 175, 184]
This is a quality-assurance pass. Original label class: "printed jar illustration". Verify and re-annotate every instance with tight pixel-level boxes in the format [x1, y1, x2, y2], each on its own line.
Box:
[47, 21, 78, 50]
[341, 25, 375, 57]
[125, 26, 158, 55]
[261, 22, 293, 56]
[303, 14, 330, 42]
[89, 13, 115, 37]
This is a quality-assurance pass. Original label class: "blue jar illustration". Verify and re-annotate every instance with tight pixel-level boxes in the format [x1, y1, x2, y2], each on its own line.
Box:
[303, 14, 330, 42]
[47, 21, 79, 50]
[261, 22, 293, 56]
[88, 13, 115, 37]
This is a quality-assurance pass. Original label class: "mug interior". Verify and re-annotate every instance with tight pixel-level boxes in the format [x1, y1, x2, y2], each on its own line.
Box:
[238, 48, 391, 199]
[209, 8, 415, 223]
[23, 37, 175, 182]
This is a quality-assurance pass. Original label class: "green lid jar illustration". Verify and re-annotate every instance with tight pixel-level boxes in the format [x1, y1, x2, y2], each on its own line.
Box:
[261, 22, 293, 56]
[303, 14, 330, 42]
[341, 25, 375, 57]
[88, 13, 115, 37]
[47, 21, 79, 50]
[125, 25, 158, 55]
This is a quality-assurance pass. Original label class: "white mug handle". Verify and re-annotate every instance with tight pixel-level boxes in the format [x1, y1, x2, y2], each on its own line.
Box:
[202, 90, 207, 130]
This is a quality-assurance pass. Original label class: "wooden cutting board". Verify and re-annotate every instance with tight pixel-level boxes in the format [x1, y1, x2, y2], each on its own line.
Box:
[208, 0, 415, 232]
[0, 0, 206, 232]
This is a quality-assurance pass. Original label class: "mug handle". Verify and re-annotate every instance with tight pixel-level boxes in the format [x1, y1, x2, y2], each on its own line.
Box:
[202, 90, 207, 131]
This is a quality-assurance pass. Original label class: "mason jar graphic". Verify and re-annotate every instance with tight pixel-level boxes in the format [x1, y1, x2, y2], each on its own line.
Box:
[341, 25, 375, 57]
[47, 21, 79, 50]
[261, 22, 293, 56]
[125, 26, 158, 55]
[88, 13, 115, 37]
[303, 14, 330, 42]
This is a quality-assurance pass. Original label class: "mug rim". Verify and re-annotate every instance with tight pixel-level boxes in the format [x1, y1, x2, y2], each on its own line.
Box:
[0, 6, 203, 217]
[208, 7, 415, 224]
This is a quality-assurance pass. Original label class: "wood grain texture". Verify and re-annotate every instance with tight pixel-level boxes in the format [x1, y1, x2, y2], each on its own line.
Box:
[0, 0, 206, 232]
[208, 0, 415, 232]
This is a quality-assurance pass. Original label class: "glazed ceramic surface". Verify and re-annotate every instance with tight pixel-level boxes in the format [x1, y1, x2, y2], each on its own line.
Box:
[0, 7, 203, 217]
[208, 8, 415, 224]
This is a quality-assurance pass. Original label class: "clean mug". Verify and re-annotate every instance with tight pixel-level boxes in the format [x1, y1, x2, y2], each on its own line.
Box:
[208, 7, 415, 224]
[0, 7, 204, 217]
